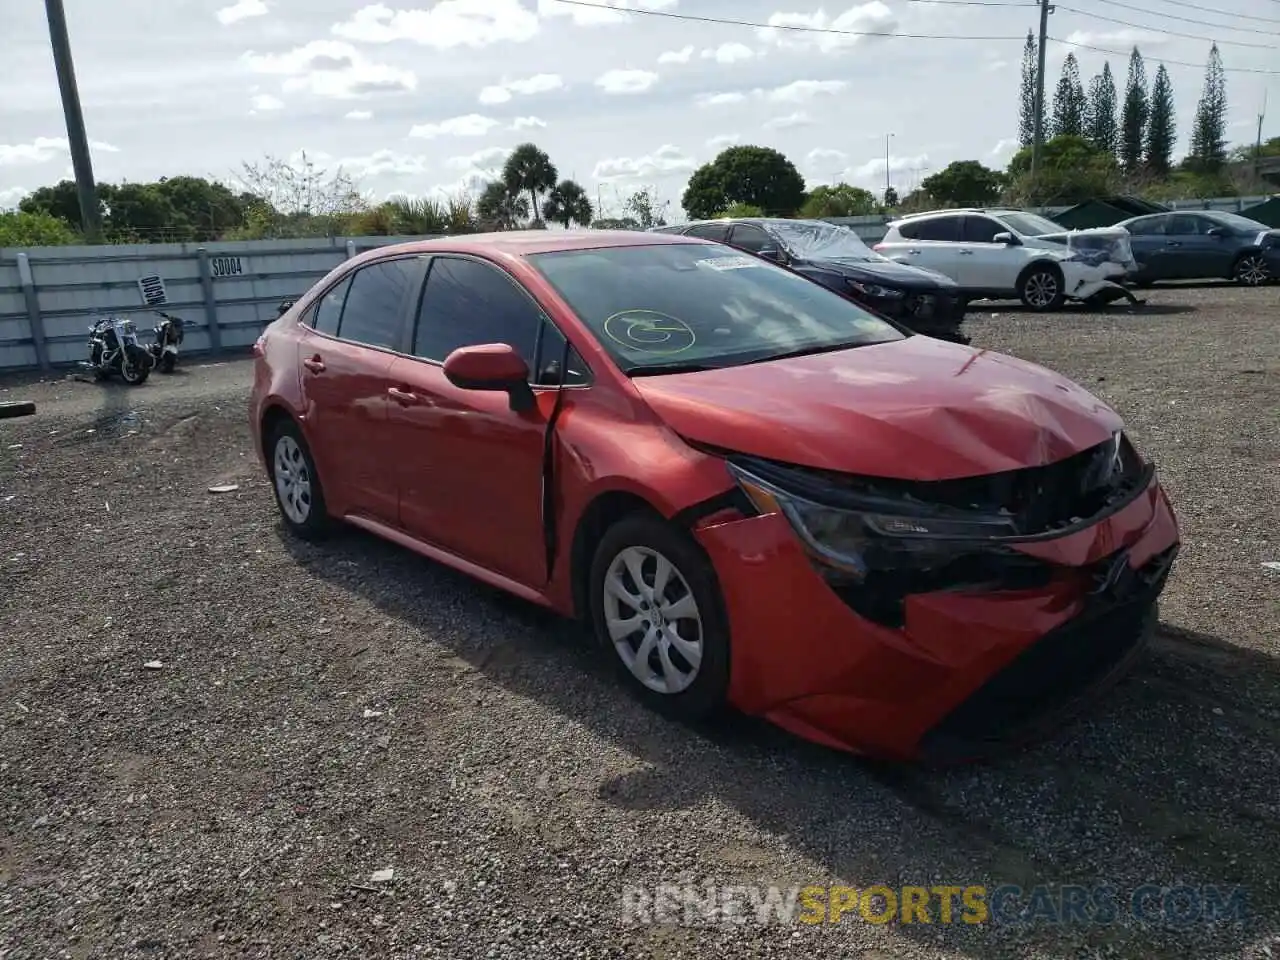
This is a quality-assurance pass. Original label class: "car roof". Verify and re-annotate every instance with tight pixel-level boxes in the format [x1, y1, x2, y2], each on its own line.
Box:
[359, 229, 712, 259]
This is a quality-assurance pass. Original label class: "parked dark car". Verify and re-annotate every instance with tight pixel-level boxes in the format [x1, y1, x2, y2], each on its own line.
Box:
[1115, 210, 1279, 286]
[652, 218, 969, 343]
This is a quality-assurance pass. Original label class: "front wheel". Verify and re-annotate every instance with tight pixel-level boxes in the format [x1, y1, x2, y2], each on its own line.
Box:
[1233, 253, 1271, 286]
[588, 513, 731, 721]
[1018, 264, 1066, 311]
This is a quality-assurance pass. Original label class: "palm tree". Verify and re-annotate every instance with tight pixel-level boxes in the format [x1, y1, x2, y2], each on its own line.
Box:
[477, 181, 529, 230]
[542, 180, 594, 228]
[502, 143, 558, 226]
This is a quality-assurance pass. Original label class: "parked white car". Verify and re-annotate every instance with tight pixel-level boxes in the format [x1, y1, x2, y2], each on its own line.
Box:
[873, 208, 1137, 311]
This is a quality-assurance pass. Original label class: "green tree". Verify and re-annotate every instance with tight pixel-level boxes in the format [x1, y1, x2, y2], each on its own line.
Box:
[722, 202, 766, 218]
[1187, 43, 1228, 174]
[681, 146, 805, 219]
[542, 179, 594, 228]
[476, 181, 529, 229]
[799, 183, 877, 217]
[1120, 47, 1148, 175]
[1006, 134, 1120, 203]
[1085, 63, 1119, 157]
[882, 186, 899, 208]
[0, 209, 80, 247]
[920, 161, 1003, 205]
[151, 176, 247, 241]
[1144, 65, 1177, 177]
[1018, 31, 1037, 148]
[624, 187, 666, 228]
[502, 143, 558, 227]
[20, 180, 101, 231]
[1051, 54, 1087, 139]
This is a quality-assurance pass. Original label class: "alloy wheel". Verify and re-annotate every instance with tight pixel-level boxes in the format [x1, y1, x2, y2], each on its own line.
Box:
[1235, 255, 1270, 286]
[1023, 271, 1059, 309]
[602, 545, 703, 695]
[273, 435, 313, 524]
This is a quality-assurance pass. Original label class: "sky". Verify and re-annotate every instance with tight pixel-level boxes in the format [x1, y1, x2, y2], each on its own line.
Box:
[1, 0, 1276, 220]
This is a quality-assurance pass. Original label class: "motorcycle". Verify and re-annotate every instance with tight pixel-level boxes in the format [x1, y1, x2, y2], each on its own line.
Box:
[148, 311, 185, 373]
[85, 314, 154, 385]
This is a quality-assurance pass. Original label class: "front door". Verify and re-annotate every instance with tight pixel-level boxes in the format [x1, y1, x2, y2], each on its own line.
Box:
[386, 254, 565, 588]
[295, 256, 423, 523]
[956, 215, 1023, 292]
[1164, 213, 1235, 279]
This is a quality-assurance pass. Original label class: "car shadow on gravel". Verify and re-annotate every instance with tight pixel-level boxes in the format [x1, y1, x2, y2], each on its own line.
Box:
[970, 302, 1198, 317]
[278, 524, 1279, 960]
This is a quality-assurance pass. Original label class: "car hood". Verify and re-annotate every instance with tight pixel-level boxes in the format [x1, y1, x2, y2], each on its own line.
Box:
[633, 336, 1123, 481]
[803, 255, 960, 289]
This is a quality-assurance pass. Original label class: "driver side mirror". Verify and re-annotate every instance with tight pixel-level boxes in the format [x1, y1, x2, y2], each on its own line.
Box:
[755, 247, 788, 264]
[991, 232, 1021, 246]
[442, 343, 536, 413]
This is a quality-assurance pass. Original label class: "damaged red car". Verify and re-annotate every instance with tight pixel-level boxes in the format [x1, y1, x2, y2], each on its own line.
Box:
[250, 231, 1180, 762]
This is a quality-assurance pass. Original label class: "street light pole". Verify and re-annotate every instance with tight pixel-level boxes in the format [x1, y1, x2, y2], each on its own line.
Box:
[44, 0, 102, 242]
[884, 133, 895, 201]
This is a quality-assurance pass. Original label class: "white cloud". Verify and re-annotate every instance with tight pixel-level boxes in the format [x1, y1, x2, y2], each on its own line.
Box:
[250, 93, 284, 112]
[1061, 28, 1168, 49]
[216, 0, 267, 25]
[757, 2, 897, 53]
[807, 147, 848, 166]
[345, 110, 374, 120]
[0, 136, 119, 167]
[595, 69, 659, 95]
[0, 185, 28, 209]
[342, 149, 433, 178]
[511, 116, 547, 130]
[697, 92, 747, 108]
[706, 133, 740, 150]
[763, 79, 847, 103]
[446, 146, 511, 171]
[988, 138, 1020, 163]
[409, 114, 500, 139]
[241, 40, 416, 99]
[537, 0, 677, 27]
[479, 73, 563, 104]
[701, 43, 755, 64]
[848, 152, 930, 181]
[764, 112, 812, 130]
[658, 45, 694, 64]
[332, 0, 540, 49]
[594, 144, 696, 181]
[426, 171, 494, 198]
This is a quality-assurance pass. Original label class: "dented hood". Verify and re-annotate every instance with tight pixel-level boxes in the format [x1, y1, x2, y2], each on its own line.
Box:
[632, 336, 1123, 481]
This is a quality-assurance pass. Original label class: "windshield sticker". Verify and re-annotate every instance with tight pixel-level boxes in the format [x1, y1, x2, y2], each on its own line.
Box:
[602, 310, 696, 354]
[695, 255, 762, 271]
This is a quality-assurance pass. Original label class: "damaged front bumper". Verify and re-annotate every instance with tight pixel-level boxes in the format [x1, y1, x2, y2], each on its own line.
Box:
[691, 438, 1180, 761]
[873, 289, 969, 343]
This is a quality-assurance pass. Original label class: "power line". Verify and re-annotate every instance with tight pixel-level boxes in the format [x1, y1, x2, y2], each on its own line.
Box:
[1055, 4, 1280, 48]
[1141, 0, 1280, 22]
[1087, 0, 1280, 33]
[1049, 35, 1280, 74]
[547, 0, 1025, 38]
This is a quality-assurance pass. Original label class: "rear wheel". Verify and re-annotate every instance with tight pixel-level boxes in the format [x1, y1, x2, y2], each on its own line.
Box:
[588, 513, 731, 721]
[1233, 252, 1270, 286]
[1017, 263, 1066, 311]
[267, 419, 332, 539]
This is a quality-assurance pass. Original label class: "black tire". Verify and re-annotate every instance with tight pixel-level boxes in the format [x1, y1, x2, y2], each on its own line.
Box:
[120, 347, 151, 385]
[266, 418, 332, 540]
[159, 353, 176, 374]
[1232, 252, 1271, 287]
[1017, 262, 1066, 311]
[588, 512, 731, 722]
[0, 400, 36, 419]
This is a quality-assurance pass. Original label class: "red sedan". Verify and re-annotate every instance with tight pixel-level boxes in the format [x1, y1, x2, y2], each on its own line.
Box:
[250, 231, 1179, 762]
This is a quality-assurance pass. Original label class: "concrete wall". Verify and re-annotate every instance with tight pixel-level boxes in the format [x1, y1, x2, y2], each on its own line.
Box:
[0, 235, 431, 372]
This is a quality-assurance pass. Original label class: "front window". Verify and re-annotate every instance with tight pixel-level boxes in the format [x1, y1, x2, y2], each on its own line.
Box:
[528, 242, 905, 375]
[994, 211, 1063, 237]
[764, 220, 881, 261]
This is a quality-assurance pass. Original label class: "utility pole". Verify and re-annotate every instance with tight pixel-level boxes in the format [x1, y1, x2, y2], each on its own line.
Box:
[884, 133, 895, 201]
[44, 0, 102, 242]
[1029, 0, 1052, 202]
[1256, 90, 1268, 184]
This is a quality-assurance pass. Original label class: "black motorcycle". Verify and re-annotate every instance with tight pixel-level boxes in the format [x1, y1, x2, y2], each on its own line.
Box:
[148, 311, 185, 373]
[85, 315, 153, 385]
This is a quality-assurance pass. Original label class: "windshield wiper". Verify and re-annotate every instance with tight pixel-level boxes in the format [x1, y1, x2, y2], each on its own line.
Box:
[741, 341, 875, 365]
[626, 361, 719, 376]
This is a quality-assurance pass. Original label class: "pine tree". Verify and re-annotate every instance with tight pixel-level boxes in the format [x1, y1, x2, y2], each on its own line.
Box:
[1120, 47, 1148, 175]
[1018, 31, 1037, 148]
[1144, 65, 1177, 176]
[1050, 54, 1086, 138]
[1188, 43, 1228, 173]
[1085, 63, 1119, 157]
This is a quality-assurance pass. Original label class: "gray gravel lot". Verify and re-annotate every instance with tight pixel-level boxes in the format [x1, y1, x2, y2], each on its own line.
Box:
[2, 282, 1278, 960]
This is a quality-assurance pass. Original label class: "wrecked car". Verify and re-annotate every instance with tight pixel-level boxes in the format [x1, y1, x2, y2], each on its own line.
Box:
[250, 230, 1180, 763]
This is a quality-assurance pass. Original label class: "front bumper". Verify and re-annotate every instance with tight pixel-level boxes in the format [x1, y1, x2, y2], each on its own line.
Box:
[693, 474, 1179, 761]
[867, 289, 966, 338]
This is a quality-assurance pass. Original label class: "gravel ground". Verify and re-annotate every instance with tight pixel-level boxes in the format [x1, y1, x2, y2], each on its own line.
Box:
[1, 282, 1278, 960]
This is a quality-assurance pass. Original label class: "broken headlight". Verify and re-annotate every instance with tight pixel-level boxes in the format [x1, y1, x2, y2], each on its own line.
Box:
[848, 279, 905, 299]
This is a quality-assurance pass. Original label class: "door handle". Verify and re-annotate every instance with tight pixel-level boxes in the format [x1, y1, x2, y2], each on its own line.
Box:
[302, 355, 325, 373]
[387, 386, 423, 405]
[1165, 241, 1181, 247]
[958, 249, 974, 255]
[906, 249, 921, 255]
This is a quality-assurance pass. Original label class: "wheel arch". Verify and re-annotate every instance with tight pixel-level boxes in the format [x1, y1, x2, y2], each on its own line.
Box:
[568, 489, 666, 621]
[1016, 258, 1064, 287]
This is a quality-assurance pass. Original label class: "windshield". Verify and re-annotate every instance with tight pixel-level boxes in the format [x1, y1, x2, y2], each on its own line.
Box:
[1206, 211, 1270, 233]
[997, 212, 1065, 237]
[765, 220, 880, 261]
[527, 242, 906, 374]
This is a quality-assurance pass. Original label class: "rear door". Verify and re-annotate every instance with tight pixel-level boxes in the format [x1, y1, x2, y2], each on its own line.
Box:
[892, 215, 965, 282]
[295, 255, 424, 523]
[1124, 214, 1171, 278]
[956, 215, 1023, 292]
